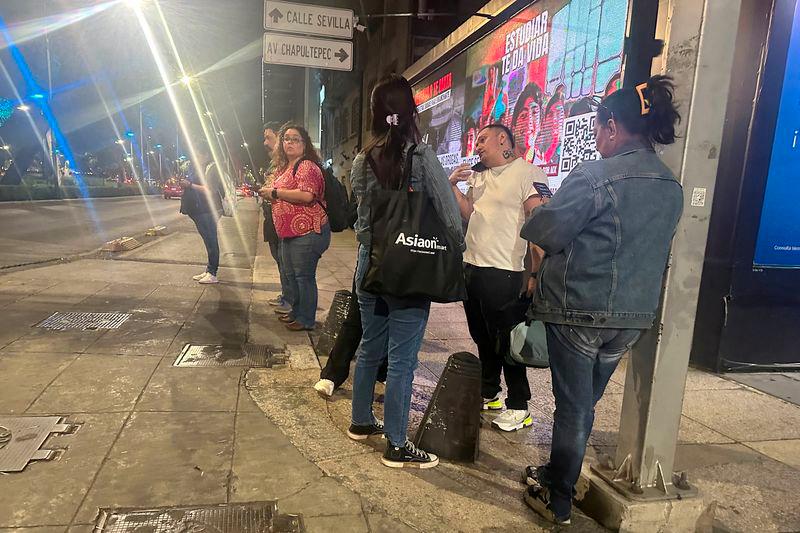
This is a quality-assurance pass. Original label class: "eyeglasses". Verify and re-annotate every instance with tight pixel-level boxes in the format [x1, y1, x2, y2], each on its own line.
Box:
[283, 136, 304, 144]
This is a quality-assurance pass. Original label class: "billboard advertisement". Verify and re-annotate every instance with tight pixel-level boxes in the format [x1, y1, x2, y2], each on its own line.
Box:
[753, 0, 800, 269]
[413, 0, 629, 191]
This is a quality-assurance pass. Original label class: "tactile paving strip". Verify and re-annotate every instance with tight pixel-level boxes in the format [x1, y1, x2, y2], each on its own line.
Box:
[0, 416, 73, 472]
[173, 344, 288, 368]
[36, 311, 132, 331]
[94, 501, 303, 532]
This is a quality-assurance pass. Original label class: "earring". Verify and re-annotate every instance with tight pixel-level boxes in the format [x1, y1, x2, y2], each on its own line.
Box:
[502, 149, 513, 159]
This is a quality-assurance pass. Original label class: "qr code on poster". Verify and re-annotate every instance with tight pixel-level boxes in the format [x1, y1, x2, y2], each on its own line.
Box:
[559, 111, 600, 177]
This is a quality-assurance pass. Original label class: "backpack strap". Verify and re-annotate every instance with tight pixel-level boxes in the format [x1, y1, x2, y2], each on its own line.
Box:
[292, 158, 328, 212]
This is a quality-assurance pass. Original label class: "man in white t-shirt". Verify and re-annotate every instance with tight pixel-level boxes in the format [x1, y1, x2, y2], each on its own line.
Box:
[449, 123, 547, 432]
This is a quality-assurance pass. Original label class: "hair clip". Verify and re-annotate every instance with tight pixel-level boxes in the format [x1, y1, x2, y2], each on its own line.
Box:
[385, 114, 399, 126]
[636, 82, 651, 116]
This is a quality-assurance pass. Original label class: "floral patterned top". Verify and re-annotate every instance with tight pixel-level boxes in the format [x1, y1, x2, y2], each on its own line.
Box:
[271, 160, 327, 238]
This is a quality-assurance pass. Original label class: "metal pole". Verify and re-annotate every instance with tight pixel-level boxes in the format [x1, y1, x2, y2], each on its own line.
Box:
[591, 0, 746, 499]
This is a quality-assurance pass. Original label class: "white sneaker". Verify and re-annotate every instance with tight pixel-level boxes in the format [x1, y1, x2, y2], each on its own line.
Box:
[197, 273, 219, 284]
[491, 409, 533, 432]
[192, 271, 208, 281]
[313, 379, 335, 398]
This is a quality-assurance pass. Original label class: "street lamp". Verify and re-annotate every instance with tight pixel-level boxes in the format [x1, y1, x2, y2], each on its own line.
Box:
[16, 104, 30, 112]
[1, 145, 9, 151]
[180, 75, 193, 87]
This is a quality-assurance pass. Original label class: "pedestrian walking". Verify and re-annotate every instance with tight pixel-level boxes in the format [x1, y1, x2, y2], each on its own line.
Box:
[180, 139, 226, 284]
[347, 74, 464, 469]
[448, 123, 547, 432]
[260, 124, 331, 332]
[519, 75, 684, 524]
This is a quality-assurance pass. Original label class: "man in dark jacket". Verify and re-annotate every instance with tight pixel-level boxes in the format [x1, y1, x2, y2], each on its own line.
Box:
[259, 122, 289, 311]
[180, 140, 224, 284]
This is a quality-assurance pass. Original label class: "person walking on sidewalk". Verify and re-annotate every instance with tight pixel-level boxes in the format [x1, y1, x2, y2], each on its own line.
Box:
[448, 123, 547, 432]
[180, 139, 225, 285]
[259, 121, 291, 313]
[519, 76, 684, 524]
[260, 124, 331, 332]
[347, 74, 464, 469]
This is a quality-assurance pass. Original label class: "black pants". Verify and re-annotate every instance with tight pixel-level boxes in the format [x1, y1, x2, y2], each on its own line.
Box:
[320, 272, 387, 388]
[463, 264, 531, 410]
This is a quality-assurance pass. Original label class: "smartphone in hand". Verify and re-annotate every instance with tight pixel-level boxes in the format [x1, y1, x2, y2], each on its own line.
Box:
[533, 182, 553, 198]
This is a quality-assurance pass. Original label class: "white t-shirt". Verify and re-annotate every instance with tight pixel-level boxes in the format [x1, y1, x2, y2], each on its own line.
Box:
[463, 158, 547, 272]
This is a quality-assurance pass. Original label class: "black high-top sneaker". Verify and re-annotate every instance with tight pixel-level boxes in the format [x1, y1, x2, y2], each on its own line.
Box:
[381, 440, 439, 469]
[346, 419, 384, 441]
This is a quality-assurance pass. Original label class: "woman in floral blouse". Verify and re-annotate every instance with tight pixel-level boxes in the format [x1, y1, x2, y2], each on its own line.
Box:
[260, 124, 330, 331]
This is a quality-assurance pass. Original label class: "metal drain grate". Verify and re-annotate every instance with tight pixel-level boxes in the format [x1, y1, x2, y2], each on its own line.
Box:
[36, 312, 132, 331]
[94, 501, 303, 533]
[173, 344, 288, 368]
[0, 416, 74, 472]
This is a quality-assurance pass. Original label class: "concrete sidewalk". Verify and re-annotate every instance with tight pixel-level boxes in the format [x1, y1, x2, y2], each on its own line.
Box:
[0, 199, 797, 532]
[0, 200, 406, 532]
[246, 227, 800, 533]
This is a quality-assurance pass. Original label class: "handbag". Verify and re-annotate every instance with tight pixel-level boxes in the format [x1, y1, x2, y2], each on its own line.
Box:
[361, 145, 466, 303]
[507, 319, 550, 368]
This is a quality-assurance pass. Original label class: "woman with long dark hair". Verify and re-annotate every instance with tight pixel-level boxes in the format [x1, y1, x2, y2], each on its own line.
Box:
[346, 74, 464, 468]
[260, 124, 330, 331]
[520, 75, 683, 524]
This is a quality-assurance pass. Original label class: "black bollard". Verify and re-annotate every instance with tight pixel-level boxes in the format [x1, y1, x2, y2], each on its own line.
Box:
[314, 290, 354, 359]
[413, 352, 482, 462]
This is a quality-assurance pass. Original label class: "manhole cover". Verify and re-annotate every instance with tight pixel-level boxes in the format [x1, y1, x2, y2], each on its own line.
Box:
[36, 312, 132, 331]
[174, 344, 287, 368]
[0, 426, 10, 450]
[0, 416, 74, 472]
[95, 501, 303, 532]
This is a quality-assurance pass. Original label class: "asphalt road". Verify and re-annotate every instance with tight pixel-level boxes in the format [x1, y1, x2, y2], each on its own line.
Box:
[0, 195, 187, 268]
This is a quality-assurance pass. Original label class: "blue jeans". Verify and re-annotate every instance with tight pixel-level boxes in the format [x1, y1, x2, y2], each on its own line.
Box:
[351, 245, 431, 446]
[273, 239, 290, 306]
[280, 225, 331, 328]
[190, 212, 219, 276]
[542, 323, 641, 519]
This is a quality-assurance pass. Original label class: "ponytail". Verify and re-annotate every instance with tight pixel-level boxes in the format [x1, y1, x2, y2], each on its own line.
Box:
[643, 75, 680, 145]
[597, 75, 681, 146]
[364, 74, 421, 190]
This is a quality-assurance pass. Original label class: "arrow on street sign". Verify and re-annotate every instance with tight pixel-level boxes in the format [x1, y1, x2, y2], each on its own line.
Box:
[264, 0, 354, 40]
[263, 33, 353, 71]
[268, 8, 284, 24]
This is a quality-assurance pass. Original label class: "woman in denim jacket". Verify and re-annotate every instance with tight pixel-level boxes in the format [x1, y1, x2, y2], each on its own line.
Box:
[346, 74, 463, 469]
[520, 76, 684, 524]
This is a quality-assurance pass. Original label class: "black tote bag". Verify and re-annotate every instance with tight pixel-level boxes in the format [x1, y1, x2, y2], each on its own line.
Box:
[361, 146, 466, 303]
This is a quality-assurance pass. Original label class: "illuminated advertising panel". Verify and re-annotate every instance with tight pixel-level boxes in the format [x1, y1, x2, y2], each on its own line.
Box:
[413, 0, 629, 191]
[753, 0, 800, 269]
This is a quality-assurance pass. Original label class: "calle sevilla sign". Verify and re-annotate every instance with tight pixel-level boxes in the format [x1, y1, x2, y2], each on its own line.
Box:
[264, 0, 354, 40]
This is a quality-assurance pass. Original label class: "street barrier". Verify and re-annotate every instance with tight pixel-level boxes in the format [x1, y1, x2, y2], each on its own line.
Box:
[414, 352, 482, 462]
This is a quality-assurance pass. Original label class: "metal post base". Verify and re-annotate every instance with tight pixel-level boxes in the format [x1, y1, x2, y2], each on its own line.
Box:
[590, 454, 698, 502]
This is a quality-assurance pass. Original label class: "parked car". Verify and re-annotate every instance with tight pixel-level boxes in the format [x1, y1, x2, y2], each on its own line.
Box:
[163, 180, 183, 199]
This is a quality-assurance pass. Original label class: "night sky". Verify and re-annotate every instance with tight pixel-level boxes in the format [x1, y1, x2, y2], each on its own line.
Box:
[0, 0, 265, 170]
